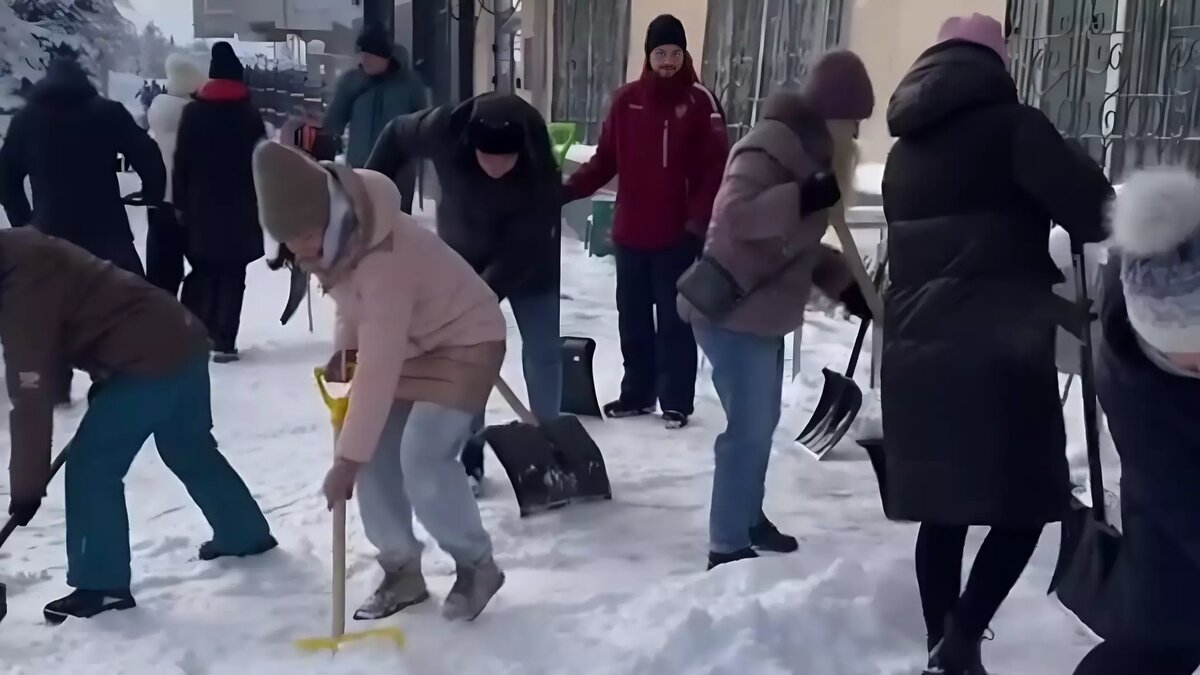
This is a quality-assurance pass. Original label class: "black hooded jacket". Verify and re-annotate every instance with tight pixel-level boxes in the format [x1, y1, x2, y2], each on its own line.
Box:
[879, 41, 1112, 526]
[0, 61, 165, 250]
[367, 93, 561, 300]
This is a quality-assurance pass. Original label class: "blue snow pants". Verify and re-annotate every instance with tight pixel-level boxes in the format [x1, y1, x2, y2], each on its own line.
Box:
[65, 354, 271, 590]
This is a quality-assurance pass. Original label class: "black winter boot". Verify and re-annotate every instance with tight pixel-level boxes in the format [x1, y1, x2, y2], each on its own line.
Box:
[707, 547, 758, 571]
[602, 400, 655, 419]
[750, 514, 798, 553]
[44, 589, 136, 624]
[923, 617, 989, 675]
[199, 535, 279, 561]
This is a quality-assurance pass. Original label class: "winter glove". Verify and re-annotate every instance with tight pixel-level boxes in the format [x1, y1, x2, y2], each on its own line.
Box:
[322, 458, 362, 510]
[322, 349, 358, 383]
[8, 496, 41, 527]
[839, 282, 873, 321]
[799, 172, 842, 218]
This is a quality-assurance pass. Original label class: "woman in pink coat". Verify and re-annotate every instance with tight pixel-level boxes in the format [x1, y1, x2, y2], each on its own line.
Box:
[251, 141, 507, 622]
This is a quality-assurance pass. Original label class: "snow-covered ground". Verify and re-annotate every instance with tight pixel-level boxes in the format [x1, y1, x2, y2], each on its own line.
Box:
[0, 176, 1111, 674]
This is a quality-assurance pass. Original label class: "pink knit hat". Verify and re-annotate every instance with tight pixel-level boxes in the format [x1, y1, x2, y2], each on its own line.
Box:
[801, 50, 874, 121]
[937, 13, 1008, 66]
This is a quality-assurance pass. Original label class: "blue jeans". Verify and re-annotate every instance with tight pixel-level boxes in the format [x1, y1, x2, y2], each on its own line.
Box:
[65, 355, 271, 590]
[695, 324, 785, 553]
[462, 286, 562, 476]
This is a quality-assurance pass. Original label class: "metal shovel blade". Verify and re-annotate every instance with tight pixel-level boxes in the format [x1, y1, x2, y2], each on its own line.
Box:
[484, 416, 612, 518]
[796, 368, 863, 459]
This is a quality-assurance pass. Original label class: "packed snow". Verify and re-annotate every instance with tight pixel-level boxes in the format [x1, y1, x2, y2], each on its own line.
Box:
[0, 175, 1112, 674]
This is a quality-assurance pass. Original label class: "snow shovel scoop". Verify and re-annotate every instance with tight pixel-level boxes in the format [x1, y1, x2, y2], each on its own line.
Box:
[797, 255, 888, 460]
[294, 366, 405, 654]
[484, 377, 612, 517]
[1, 446, 71, 625]
[1048, 249, 1122, 639]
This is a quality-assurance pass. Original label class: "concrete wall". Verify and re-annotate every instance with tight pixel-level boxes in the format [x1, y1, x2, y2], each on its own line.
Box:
[848, 0, 1006, 164]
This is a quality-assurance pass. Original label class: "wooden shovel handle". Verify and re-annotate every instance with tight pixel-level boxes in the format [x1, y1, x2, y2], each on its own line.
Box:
[828, 208, 885, 323]
[494, 376, 538, 426]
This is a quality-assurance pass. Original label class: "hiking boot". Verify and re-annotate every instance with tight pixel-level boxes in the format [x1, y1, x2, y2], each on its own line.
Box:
[442, 555, 505, 622]
[707, 547, 758, 571]
[662, 410, 689, 429]
[602, 400, 655, 419]
[923, 617, 990, 675]
[44, 589, 136, 624]
[354, 560, 430, 621]
[750, 514, 798, 553]
[198, 535, 278, 561]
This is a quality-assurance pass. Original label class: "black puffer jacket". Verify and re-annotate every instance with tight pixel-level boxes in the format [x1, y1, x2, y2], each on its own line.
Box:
[1094, 258, 1200, 644]
[367, 93, 561, 301]
[173, 79, 267, 265]
[880, 41, 1112, 526]
[0, 59, 165, 250]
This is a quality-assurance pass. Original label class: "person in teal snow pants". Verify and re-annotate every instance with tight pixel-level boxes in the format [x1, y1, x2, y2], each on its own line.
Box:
[0, 228, 276, 623]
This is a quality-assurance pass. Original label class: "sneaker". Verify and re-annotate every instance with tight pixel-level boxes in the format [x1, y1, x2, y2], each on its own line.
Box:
[706, 547, 758, 571]
[662, 410, 689, 429]
[602, 400, 655, 419]
[198, 535, 278, 561]
[44, 589, 136, 624]
[750, 514, 798, 553]
[212, 350, 240, 364]
[354, 560, 430, 621]
[442, 555, 505, 622]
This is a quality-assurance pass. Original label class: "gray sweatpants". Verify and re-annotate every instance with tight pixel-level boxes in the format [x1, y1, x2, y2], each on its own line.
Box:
[357, 400, 493, 569]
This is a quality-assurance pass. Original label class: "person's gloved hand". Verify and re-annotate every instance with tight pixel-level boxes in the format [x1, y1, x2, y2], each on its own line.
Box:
[322, 458, 362, 510]
[799, 172, 842, 218]
[839, 282, 873, 321]
[8, 496, 41, 527]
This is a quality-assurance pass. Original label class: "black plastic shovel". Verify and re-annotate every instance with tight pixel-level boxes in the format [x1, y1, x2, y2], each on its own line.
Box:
[484, 377, 612, 517]
[1, 447, 70, 625]
[796, 259, 888, 459]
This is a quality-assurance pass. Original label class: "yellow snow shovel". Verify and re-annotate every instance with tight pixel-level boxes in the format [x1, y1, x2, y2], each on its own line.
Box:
[295, 365, 406, 653]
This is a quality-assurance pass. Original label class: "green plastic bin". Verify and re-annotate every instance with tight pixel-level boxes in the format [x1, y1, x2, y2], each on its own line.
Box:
[586, 193, 616, 258]
[548, 122, 578, 169]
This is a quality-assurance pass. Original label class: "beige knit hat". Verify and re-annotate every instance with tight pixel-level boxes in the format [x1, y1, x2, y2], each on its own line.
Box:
[252, 141, 331, 243]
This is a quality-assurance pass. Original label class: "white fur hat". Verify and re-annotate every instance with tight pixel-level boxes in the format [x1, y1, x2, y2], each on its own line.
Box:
[1109, 166, 1200, 353]
[165, 53, 206, 97]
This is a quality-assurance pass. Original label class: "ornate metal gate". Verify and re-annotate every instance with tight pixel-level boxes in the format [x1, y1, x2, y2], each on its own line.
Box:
[1007, 0, 1200, 181]
[551, 0, 630, 143]
[701, 0, 847, 140]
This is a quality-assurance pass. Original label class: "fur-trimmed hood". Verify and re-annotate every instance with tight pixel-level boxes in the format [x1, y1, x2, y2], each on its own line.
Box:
[164, 53, 207, 97]
[1108, 166, 1200, 258]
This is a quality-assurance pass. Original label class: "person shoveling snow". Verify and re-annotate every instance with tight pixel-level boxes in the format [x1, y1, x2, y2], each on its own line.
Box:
[0, 228, 276, 623]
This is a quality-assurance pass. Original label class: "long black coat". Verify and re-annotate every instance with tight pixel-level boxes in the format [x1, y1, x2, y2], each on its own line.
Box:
[173, 80, 266, 265]
[367, 93, 561, 301]
[880, 41, 1112, 527]
[0, 60, 164, 253]
[1094, 258, 1200, 644]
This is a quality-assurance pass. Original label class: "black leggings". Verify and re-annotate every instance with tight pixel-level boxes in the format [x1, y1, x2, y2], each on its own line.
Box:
[916, 523, 1042, 645]
[1074, 640, 1200, 675]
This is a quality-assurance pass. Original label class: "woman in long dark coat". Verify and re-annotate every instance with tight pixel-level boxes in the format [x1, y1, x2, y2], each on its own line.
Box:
[174, 41, 266, 363]
[880, 14, 1112, 674]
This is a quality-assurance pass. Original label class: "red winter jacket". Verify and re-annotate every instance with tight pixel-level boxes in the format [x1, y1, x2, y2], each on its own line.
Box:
[566, 54, 728, 251]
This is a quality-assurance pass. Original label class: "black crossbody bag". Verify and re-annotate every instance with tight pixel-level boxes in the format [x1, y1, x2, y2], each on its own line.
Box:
[677, 172, 841, 323]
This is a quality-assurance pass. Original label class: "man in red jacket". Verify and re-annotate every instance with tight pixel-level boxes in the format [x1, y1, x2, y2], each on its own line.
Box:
[565, 14, 728, 429]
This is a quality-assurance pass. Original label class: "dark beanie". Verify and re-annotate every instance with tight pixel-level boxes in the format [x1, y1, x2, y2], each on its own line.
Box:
[645, 14, 687, 56]
[357, 26, 393, 59]
[801, 50, 874, 121]
[209, 41, 244, 81]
